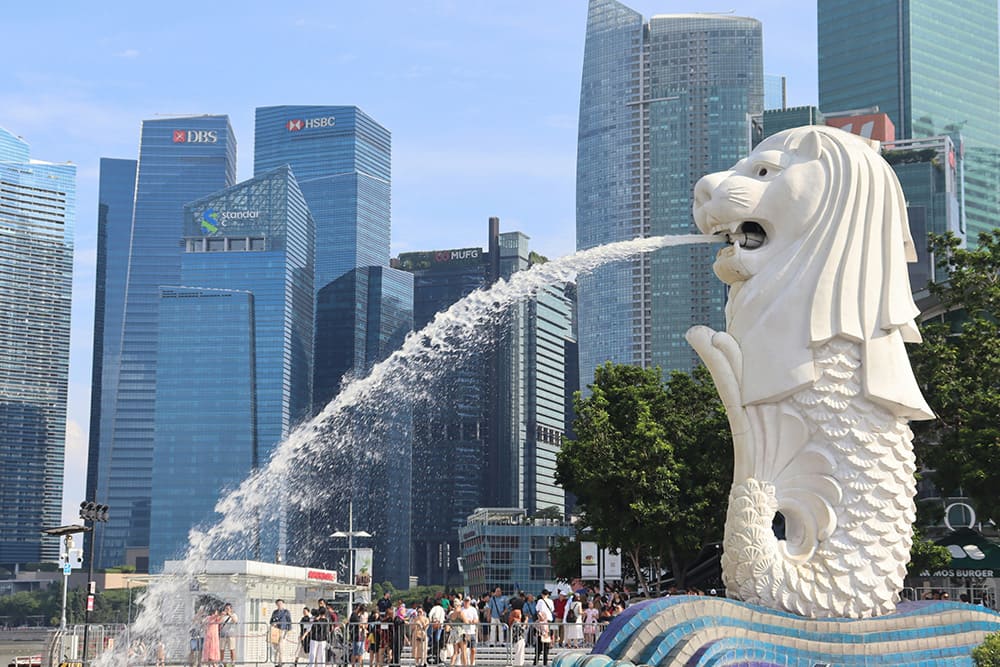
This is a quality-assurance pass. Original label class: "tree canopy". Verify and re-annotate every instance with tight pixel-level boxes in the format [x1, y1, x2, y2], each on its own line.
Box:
[556, 363, 731, 590]
[909, 231, 1000, 520]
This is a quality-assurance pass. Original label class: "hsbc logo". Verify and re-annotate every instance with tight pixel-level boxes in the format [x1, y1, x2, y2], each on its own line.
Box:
[286, 116, 336, 132]
[173, 130, 219, 144]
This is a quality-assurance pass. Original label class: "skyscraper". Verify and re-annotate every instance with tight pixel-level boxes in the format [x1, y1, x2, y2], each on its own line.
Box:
[90, 116, 236, 569]
[254, 105, 403, 583]
[148, 166, 314, 570]
[818, 0, 1000, 241]
[86, 158, 137, 536]
[396, 240, 494, 587]
[253, 106, 391, 290]
[304, 265, 413, 586]
[576, 0, 763, 386]
[0, 127, 75, 564]
[397, 220, 576, 586]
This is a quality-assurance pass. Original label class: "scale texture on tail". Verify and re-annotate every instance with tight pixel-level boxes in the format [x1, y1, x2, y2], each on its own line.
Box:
[688, 125, 934, 618]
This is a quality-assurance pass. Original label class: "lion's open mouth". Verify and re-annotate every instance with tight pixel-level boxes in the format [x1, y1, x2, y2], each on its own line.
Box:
[719, 221, 766, 250]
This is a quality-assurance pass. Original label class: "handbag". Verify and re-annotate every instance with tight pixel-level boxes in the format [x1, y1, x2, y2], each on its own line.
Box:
[270, 626, 281, 644]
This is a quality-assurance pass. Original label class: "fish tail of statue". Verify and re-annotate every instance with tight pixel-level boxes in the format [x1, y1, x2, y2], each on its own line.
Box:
[689, 327, 918, 619]
[687, 126, 933, 619]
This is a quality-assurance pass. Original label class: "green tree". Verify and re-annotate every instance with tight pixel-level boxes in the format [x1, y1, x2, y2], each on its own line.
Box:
[907, 528, 952, 576]
[548, 537, 581, 582]
[909, 231, 1000, 520]
[974, 631, 1000, 666]
[556, 363, 731, 591]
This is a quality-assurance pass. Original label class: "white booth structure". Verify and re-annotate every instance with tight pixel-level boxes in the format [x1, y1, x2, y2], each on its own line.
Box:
[159, 560, 362, 663]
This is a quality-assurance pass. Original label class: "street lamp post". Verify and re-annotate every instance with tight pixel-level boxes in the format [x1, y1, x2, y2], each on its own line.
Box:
[79, 502, 109, 666]
[330, 501, 371, 614]
[40, 525, 91, 633]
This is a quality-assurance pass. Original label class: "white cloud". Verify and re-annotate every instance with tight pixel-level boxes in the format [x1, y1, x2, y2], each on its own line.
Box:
[116, 49, 140, 59]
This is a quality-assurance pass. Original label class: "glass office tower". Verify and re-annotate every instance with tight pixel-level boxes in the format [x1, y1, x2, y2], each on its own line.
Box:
[304, 265, 413, 587]
[397, 242, 494, 588]
[0, 127, 75, 565]
[147, 166, 315, 570]
[150, 287, 255, 570]
[92, 116, 236, 569]
[398, 220, 576, 587]
[312, 267, 413, 414]
[818, 0, 1000, 241]
[86, 158, 137, 534]
[253, 106, 391, 289]
[576, 0, 762, 386]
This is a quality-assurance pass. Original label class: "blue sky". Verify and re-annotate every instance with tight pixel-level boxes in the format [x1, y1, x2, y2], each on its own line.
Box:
[1, 1, 818, 523]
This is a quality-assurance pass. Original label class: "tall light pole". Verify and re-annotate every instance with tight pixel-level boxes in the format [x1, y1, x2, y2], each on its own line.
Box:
[330, 501, 371, 614]
[79, 501, 109, 666]
[40, 525, 91, 633]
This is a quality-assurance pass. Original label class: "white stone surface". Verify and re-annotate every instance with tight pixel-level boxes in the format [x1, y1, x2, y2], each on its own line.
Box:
[686, 126, 934, 618]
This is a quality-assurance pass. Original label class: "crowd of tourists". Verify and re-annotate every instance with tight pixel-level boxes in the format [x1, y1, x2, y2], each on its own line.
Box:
[260, 586, 635, 667]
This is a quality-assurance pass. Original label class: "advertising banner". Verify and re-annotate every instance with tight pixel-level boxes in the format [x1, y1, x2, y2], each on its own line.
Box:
[354, 548, 373, 588]
[581, 542, 599, 578]
[603, 549, 622, 579]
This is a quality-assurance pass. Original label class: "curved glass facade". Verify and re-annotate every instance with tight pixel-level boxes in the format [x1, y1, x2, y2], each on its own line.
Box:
[254, 106, 391, 289]
[0, 127, 75, 564]
[94, 116, 236, 568]
[87, 158, 136, 542]
[576, 0, 762, 385]
[819, 0, 1000, 242]
[149, 167, 315, 570]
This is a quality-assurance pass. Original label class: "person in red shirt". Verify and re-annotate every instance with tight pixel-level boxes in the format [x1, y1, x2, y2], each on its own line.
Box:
[552, 593, 568, 647]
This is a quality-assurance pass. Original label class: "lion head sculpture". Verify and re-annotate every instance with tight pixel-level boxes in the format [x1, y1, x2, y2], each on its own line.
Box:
[692, 126, 933, 420]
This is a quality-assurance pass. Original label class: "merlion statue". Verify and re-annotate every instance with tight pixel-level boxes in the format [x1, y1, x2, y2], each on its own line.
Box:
[686, 126, 935, 619]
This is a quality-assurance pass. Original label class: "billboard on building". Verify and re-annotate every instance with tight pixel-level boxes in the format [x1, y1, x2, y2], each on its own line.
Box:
[825, 112, 896, 143]
[396, 247, 483, 272]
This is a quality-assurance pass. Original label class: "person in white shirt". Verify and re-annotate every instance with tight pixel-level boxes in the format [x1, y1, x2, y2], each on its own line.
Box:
[428, 602, 446, 664]
[460, 598, 480, 665]
[532, 590, 554, 666]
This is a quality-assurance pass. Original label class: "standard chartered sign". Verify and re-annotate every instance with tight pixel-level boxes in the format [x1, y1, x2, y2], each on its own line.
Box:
[200, 208, 260, 233]
[219, 211, 260, 221]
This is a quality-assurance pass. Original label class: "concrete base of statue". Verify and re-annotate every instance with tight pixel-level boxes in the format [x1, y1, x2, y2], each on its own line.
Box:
[551, 595, 1000, 667]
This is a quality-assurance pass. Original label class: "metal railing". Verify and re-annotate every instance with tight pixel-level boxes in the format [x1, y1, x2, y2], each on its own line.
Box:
[59, 620, 608, 666]
[900, 586, 996, 607]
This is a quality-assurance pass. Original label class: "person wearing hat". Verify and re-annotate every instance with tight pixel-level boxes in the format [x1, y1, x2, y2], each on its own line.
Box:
[460, 597, 479, 665]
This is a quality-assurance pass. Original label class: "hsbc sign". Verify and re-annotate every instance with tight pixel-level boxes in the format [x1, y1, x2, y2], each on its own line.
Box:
[286, 117, 336, 132]
[173, 130, 218, 144]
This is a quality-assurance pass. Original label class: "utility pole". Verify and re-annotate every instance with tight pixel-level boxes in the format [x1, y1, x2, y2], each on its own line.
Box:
[79, 502, 109, 666]
[331, 501, 371, 614]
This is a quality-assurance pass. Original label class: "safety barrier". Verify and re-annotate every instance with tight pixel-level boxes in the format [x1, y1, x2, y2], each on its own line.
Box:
[72, 620, 609, 666]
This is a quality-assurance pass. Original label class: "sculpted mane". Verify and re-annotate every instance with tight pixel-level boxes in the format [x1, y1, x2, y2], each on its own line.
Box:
[688, 125, 933, 618]
[726, 127, 933, 420]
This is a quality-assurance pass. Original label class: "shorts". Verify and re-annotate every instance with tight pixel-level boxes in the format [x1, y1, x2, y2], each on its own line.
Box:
[222, 635, 237, 651]
[352, 641, 365, 657]
[464, 634, 477, 648]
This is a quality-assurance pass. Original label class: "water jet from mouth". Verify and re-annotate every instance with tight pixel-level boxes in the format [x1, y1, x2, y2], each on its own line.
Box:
[97, 231, 721, 666]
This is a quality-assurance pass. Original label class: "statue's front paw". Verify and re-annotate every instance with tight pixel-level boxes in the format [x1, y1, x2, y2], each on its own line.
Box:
[687, 326, 744, 426]
[686, 325, 718, 360]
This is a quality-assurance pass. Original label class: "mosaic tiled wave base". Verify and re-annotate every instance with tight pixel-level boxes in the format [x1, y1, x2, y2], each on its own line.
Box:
[552, 596, 1000, 667]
